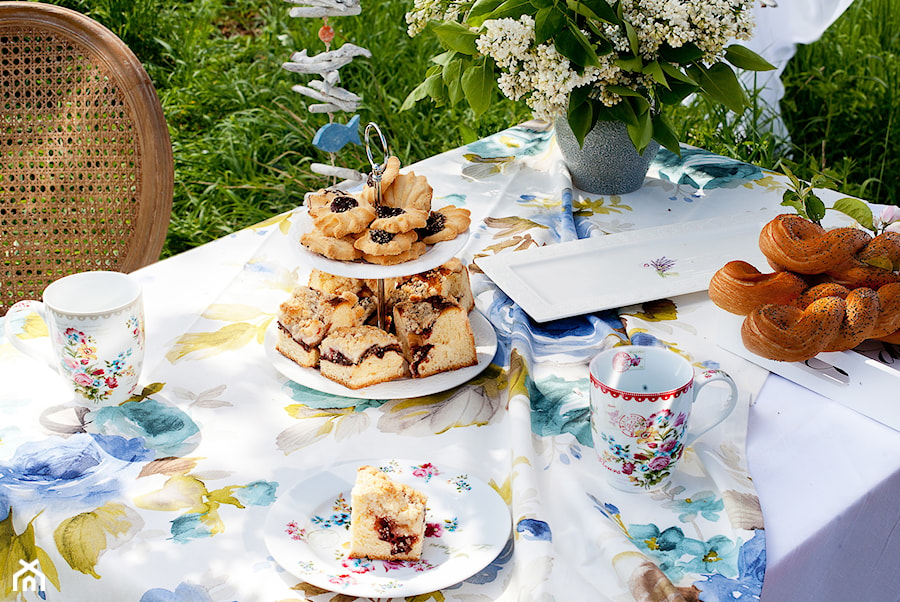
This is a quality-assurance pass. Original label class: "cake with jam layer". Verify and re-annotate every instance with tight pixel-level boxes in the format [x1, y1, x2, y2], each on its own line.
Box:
[349, 465, 427, 561]
[385, 257, 474, 314]
[392, 295, 477, 378]
[318, 325, 407, 389]
[275, 286, 375, 368]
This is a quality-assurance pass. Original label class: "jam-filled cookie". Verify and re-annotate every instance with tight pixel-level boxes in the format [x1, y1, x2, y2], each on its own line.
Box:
[301, 230, 362, 261]
[359, 155, 401, 205]
[368, 204, 429, 234]
[362, 242, 427, 265]
[417, 205, 471, 244]
[312, 194, 377, 238]
[382, 171, 432, 212]
[354, 229, 418, 257]
[306, 188, 347, 218]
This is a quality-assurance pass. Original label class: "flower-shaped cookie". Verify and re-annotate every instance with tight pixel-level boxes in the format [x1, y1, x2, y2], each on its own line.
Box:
[417, 205, 471, 244]
[353, 229, 418, 257]
[369, 204, 429, 234]
[311, 194, 377, 238]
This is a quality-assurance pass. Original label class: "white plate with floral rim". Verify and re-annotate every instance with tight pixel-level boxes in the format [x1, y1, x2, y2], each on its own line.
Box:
[263, 309, 497, 400]
[289, 209, 470, 279]
[263, 460, 511, 598]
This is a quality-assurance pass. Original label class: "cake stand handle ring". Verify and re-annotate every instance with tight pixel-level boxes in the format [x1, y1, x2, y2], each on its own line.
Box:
[365, 122, 389, 207]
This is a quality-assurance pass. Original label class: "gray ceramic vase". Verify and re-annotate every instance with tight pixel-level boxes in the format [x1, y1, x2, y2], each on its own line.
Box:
[555, 116, 660, 195]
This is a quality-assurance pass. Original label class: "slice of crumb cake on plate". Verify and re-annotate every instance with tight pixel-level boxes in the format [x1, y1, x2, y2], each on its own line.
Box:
[349, 465, 427, 561]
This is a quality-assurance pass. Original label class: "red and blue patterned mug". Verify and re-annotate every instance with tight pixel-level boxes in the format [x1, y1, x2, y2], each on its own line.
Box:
[589, 345, 737, 492]
[5, 271, 144, 406]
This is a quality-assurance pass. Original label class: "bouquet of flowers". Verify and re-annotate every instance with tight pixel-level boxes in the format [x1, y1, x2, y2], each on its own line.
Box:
[402, 0, 775, 154]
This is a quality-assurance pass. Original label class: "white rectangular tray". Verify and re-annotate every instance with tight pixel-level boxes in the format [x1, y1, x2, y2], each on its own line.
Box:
[716, 309, 900, 431]
[476, 215, 768, 322]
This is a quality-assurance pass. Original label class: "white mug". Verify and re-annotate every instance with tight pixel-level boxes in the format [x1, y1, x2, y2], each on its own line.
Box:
[5, 271, 145, 406]
[589, 345, 738, 491]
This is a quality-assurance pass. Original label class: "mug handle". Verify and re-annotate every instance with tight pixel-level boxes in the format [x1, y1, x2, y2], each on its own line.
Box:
[682, 369, 738, 447]
[4, 300, 57, 370]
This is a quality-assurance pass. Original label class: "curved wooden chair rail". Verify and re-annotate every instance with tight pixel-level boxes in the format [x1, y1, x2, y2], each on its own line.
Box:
[0, 1, 173, 315]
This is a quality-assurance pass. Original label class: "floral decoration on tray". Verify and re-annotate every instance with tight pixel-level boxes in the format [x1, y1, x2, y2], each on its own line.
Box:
[709, 180, 900, 362]
[301, 155, 470, 265]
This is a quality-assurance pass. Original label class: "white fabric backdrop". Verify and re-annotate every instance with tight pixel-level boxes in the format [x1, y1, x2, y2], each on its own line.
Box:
[743, 0, 856, 141]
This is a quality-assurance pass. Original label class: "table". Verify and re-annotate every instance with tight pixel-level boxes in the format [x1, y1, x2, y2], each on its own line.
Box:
[2, 123, 899, 601]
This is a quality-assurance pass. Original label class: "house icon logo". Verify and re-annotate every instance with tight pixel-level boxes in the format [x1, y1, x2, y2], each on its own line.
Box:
[12, 559, 45, 593]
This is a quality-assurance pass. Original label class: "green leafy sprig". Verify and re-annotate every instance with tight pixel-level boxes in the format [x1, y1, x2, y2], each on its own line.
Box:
[778, 162, 877, 233]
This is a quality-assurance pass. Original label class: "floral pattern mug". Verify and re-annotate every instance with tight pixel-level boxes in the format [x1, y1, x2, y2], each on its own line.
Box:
[589, 345, 738, 491]
[4, 271, 144, 406]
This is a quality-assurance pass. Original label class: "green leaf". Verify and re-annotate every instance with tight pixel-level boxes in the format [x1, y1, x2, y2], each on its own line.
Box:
[434, 22, 479, 55]
[535, 6, 566, 45]
[724, 44, 776, 71]
[567, 99, 594, 147]
[627, 106, 653, 154]
[560, 20, 600, 69]
[430, 50, 457, 67]
[643, 60, 668, 87]
[400, 69, 447, 111]
[477, 0, 533, 22]
[660, 61, 697, 85]
[443, 59, 466, 105]
[566, 0, 619, 24]
[615, 56, 643, 72]
[652, 112, 681, 155]
[623, 19, 639, 55]
[658, 42, 704, 64]
[832, 197, 876, 231]
[554, 27, 589, 70]
[690, 62, 748, 114]
[467, 0, 505, 26]
[461, 60, 494, 116]
[600, 99, 638, 127]
[804, 193, 827, 224]
[656, 81, 696, 106]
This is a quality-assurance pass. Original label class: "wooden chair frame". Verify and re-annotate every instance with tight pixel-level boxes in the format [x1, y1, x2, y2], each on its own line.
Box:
[0, 1, 173, 314]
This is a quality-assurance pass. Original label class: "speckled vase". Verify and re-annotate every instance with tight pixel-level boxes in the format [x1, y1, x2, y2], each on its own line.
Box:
[555, 117, 660, 195]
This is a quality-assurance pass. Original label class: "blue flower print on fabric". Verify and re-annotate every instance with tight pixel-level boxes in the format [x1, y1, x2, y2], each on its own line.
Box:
[140, 581, 215, 602]
[653, 148, 763, 191]
[517, 518, 552, 541]
[465, 125, 554, 160]
[232, 480, 278, 507]
[528, 373, 592, 446]
[282, 380, 384, 411]
[695, 529, 766, 601]
[90, 399, 200, 457]
[0, 433, 152, 518]
[629, 524, 741, 583]
[663, 491, 725, 522]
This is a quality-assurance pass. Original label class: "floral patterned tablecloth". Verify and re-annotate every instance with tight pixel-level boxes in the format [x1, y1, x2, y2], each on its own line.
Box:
[3, 122, 854, 602]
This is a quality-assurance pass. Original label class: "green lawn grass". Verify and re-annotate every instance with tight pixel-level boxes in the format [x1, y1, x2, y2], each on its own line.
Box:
[44, 0, 900, 258]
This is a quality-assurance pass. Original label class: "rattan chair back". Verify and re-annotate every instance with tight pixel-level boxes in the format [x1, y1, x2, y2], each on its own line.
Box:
[0, 1, 173, 315]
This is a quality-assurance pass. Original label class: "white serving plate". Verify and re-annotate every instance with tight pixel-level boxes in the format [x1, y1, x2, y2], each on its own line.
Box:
[289, 209, 469, 279]
[263, 459, 511, 598]
[475, 215, 768, 322]
[264, 309, 498, 400]
[716, 308, 900, 431]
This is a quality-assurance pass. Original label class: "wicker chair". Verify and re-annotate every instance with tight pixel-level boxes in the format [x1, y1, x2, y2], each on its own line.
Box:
[0, 2, 173, 315]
